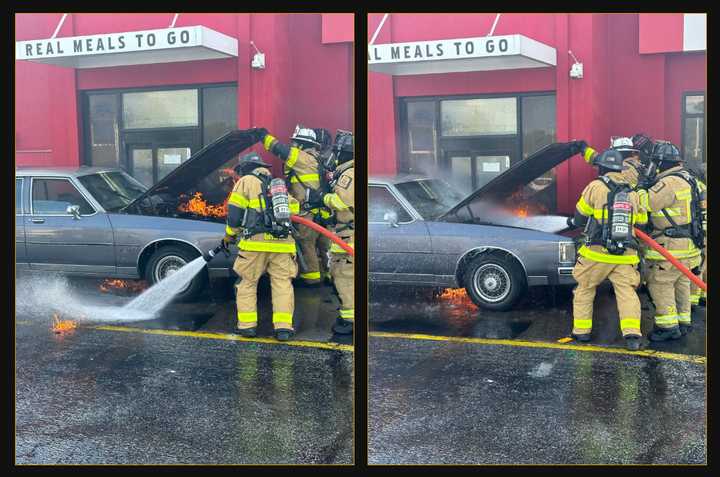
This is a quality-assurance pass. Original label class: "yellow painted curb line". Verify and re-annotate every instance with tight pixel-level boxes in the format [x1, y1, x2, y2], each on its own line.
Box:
[369, 331, 705, 365]
[92, 325, 354, 353]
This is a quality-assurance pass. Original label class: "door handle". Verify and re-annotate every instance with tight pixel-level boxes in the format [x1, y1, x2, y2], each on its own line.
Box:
[29, 218, 45, 224]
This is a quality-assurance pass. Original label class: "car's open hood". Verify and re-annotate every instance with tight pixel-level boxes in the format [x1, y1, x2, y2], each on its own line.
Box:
[439, 142, 577, 222]
[122, 129, 258, 212]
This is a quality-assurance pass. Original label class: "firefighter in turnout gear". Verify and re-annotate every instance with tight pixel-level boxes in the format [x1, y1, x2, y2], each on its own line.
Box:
[639, 141, 706, 340]
[567, 147, 649, 351]
[689, 174, 707, 308]
[314, 128, 334, 283]
[306, 130, 355, 334]
[257, 125, 331, 286]
[224, 152, 301, 341]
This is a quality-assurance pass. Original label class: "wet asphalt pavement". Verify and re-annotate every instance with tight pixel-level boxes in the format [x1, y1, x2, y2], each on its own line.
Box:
[15, 273, 353, 464]
[369, 284, 706, 464]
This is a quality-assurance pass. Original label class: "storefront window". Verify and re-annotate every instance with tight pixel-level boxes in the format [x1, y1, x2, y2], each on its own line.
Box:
[406, 101, 437, 175]
[522, 95, 557, 212]
[123, 90, 198, 129]
[85, 85, 238, 186]
[683, 93, 705, 173]
[203, 86, 238, 144]
[88, 94, 119, 168]
[441, 97, 517, 136]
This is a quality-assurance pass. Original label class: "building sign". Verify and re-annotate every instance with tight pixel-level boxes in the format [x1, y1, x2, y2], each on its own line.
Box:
[368, 34, 556, 76]
[15, 26, 237, 69]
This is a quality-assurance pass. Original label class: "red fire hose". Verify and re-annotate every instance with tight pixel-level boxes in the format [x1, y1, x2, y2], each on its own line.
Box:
[291, 215, 355, 256]
[634, 227, 706, 292]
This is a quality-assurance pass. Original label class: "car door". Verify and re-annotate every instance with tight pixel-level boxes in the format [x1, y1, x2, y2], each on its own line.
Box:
[25, 176, 115, 274]
[15, 177, 28, 268]
[368, 184, 434, 284]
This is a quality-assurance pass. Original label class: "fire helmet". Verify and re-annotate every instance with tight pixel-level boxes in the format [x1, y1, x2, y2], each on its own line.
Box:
[290, 124, 320, 149]
[235, 152, 270, 175]
[595, 149, 625, 172]
[333, 130, 354, 164]
[651, 141, 682, 164]
[314, 128, 333, 151]
[610, 136, 640, 158]
[631, 133, 655, 159]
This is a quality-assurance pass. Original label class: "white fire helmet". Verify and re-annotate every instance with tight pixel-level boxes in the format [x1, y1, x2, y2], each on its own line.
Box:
[291, 125, 320, 148]
[610, 136, 637, 152]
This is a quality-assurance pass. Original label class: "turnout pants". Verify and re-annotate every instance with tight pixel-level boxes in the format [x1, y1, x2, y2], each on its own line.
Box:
[647, 257, 695, 328]
[233, 251, 298, 331]
[689, 253, 706, 305]
[330, 230, 354, 323]
[571, 256, 642, 337]
[297, 219, 323, 285]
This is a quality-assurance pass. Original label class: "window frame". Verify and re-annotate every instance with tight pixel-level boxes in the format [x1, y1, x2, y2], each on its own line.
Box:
[368, 184, 417, 224]
[681, 91, 705, 164]
[399, 91, 556, 174]
[16, 178, 24, 215]
[29, 176, 98, 217]
[81, 82, 238, 169]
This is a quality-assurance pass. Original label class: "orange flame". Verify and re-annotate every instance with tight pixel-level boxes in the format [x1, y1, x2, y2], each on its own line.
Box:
[437, 288, 473, 305]
[52, 313, 77, 333]
[177, 192, 229, 219]
[99, 279, 148, 294]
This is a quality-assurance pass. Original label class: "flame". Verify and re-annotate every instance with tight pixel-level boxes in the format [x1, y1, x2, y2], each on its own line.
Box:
[177, 192, 228, 219]
[52, 313, 77, 333]
[99, 279, 148, 294]
[437, 288, 473, 305]
[514, 207, 529, 218]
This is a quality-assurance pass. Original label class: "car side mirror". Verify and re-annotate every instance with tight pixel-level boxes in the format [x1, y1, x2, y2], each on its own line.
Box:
[66, 205, 81, 220]
[384, 211, 399, 228]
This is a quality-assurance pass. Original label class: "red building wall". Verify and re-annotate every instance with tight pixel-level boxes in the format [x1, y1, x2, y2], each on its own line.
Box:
[368, 13, 706, 214]
[15, 13, 353, 178]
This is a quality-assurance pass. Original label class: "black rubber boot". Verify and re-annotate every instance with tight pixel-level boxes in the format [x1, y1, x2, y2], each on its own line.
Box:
[275, 329, 295, 341]
[234, 327, 257, 338]
[649, 326, 682, 342]
[332, 318, 354, 335]
[571, 333, 591, 343]
[625, 336, 641, 351]
[679, 323, 693, 336]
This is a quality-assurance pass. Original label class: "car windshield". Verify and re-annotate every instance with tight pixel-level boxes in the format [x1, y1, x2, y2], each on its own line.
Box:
[78, 171, 147, 212]
[395, 179, 465, 220]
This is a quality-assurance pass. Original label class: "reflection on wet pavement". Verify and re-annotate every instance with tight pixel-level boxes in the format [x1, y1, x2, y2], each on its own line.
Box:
[15, 273, 353, 464]
[368, 337, 705, 464]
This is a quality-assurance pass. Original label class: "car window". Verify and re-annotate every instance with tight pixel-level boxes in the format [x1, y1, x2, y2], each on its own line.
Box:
[32, 178, 95, 215]
[16, 178, 23, 214]
[395, 179, 464, 220]
[78, 171, 147, 212]
[369, 185, 413, 223]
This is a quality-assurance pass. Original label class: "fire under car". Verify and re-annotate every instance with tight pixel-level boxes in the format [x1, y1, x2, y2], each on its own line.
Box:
[15, 129, 269, 301]
[369, 142, 582, 311]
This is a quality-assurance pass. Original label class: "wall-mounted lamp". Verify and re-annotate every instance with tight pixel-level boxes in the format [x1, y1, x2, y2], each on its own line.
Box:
[568, 50, 583, 79]
[250, 41, 265, 70]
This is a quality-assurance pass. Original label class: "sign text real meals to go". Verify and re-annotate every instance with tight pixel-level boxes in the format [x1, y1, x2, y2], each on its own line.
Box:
[16, 27, 199, 59]
[368, 35, 518, 64]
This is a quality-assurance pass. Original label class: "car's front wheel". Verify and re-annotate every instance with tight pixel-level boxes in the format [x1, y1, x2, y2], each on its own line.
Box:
[462, 254, 526, 311]
[144, 245, 207, 302]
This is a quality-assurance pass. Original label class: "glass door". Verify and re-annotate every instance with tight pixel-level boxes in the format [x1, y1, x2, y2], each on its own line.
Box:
[442, 148, 513, 194]
[124, 130, 199, 186]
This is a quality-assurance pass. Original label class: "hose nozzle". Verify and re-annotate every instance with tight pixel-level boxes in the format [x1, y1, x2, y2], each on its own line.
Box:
[203, 244, 225, 262]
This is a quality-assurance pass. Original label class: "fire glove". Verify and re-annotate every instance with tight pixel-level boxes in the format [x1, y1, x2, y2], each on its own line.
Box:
[569, 140, 588, 156]
[691, 266, 701, 275]
[222, 233, 237, 250]
[252, 127, 269, 144]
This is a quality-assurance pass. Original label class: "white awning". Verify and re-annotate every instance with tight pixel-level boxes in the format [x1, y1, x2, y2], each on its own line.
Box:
[368, 34, 556, 75]
[15, 26, 237, 69]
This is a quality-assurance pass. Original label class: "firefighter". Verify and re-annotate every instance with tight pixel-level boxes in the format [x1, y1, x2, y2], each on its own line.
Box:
[257, 125, 330, 287]
[689, 164, 707, 309]
[224, 152, 301, 341]
[306, 130, 355, 334]
[568, 147, 649, 351]
[639, 142, 706, 340]
[314, 128, 334, 284]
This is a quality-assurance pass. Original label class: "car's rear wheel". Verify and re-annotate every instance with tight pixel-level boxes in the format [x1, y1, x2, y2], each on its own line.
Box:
[144, 245, 207, 302]
[462, 254, 526, 311]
